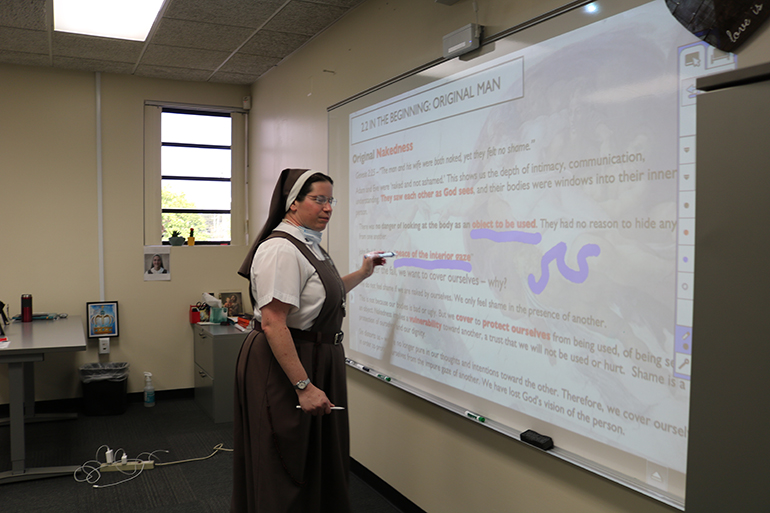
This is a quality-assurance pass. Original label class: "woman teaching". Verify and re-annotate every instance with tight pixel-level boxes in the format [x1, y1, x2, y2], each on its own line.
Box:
[232, 169, 388, 512]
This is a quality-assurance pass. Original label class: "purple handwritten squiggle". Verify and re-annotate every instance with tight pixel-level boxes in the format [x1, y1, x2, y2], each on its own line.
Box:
[528, 242, 601, 294]
[470, 228, 542, 245]
[393, 258, 472, 272]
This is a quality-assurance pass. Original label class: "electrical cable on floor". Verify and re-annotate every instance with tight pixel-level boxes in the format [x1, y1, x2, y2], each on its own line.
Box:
[151, 443, 233, 466]
[73, 443, 232, 488]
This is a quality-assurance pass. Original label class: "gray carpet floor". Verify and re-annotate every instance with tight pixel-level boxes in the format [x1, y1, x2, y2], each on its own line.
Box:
[0, 395, 406, 513]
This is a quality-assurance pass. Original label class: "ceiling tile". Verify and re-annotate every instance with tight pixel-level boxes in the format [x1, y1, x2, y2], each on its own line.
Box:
[0, 0, 48, 31]
[142, 44, 231, 70]
[152, 18, 254, 52]
[219, 52, 278, 75]
[263, 1, 348, 36]
[0, 27, 47, 54]
[311, 0, 366, 7]
[53, 33, 143, 63]
[239, 29, 309, 58]
[134, 63, 213, 82]
[163, 0, 287, 29]
[53, 55, 136, 75]
[209, 70, 262, 85]
[0, 49, 51, 68]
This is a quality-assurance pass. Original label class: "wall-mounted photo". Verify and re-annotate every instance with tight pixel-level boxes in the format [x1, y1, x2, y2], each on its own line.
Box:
[144, 246, 171, 281]
[86, 301, 119, 338]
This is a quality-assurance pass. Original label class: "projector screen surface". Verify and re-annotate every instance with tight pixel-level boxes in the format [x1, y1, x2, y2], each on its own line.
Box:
[329, 0, 736, 505]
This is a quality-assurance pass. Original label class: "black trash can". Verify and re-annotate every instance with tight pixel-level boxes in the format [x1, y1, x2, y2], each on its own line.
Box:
[79, 362, 130, 416]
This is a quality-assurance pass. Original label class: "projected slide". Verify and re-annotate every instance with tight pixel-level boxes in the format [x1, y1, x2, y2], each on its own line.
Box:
[345, 1, 709, 485]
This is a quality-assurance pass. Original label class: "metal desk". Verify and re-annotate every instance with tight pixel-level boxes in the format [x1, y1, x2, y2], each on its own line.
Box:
[0, 316, 87, 483]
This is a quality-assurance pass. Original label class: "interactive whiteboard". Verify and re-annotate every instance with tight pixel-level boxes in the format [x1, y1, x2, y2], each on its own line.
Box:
[328, 0, 737, 506]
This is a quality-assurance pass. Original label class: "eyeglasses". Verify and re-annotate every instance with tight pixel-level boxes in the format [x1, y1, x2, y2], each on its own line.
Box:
[307, 195, 337, 206]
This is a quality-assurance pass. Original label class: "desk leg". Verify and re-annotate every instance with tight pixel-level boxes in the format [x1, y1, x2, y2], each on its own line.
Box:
[23, 361, 35, 418]
[8, 362, 26, 474]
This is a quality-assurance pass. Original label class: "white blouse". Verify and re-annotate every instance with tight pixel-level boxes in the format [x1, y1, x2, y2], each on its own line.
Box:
[250, 222, 327, 330]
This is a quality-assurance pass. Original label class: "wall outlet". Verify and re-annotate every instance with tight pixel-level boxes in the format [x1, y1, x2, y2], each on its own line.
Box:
[98, 338, 110, 354]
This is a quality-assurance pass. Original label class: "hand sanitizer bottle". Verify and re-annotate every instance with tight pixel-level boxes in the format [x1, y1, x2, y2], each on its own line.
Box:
[144, 372, 155, 407]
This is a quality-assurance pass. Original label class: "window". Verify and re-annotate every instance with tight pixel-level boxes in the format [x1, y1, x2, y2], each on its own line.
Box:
[144, 103, 246, 246]
[161, 109, 231, 244]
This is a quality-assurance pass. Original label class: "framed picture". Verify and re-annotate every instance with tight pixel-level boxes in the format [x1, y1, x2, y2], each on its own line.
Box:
[219, 292, 243, 317]
[86, 301, 119, 338]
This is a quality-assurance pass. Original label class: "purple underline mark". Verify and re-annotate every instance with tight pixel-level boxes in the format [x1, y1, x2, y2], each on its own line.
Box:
[393, 258, 472, 272]
[470, 228, 542, 245]
[528, 242, 601, 295]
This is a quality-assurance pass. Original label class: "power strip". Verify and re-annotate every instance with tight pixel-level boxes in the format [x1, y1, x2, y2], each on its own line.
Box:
[100, 461, 155, 472]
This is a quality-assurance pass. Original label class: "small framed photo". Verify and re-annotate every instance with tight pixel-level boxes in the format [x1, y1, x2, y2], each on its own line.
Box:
[86, 301, 119, 338]
[144, 246, 171, 281]
[219, 292, 243, 317]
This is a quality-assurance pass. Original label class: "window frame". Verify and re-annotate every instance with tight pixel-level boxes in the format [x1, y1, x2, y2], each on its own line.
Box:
[144, 102, 247, 247]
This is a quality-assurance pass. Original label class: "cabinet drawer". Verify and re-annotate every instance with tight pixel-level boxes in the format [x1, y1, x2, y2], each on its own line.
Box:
[194, 326, 214, 377]
[194, 363, 214, 420]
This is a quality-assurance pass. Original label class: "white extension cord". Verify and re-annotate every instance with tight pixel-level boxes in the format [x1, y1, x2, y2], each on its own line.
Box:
[74, 443, 232, 488]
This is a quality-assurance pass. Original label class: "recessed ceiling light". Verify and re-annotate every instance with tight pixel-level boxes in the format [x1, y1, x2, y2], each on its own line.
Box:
[54, 0, 164, 41]
[584, 3, 599, 14]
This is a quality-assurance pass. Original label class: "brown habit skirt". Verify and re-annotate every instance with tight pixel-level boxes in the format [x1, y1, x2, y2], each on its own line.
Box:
[231, 329, 351, 513]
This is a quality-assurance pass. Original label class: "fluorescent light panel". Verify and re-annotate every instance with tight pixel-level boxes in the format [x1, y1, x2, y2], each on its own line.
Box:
[54, 0, 164, 41]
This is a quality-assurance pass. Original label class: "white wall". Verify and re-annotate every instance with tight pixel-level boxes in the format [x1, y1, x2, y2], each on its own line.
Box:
[0, 63, 250, 400]
[246, 0, 770, 511]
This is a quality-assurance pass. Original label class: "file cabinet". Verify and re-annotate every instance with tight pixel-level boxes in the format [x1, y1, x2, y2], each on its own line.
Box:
[193, 324, 247, 423]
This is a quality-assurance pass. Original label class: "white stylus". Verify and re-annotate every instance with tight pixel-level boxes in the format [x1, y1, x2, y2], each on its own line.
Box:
[296, 405, 345, 409]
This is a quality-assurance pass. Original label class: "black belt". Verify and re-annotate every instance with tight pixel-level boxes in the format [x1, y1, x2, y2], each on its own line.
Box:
[255, 324, 343, 345]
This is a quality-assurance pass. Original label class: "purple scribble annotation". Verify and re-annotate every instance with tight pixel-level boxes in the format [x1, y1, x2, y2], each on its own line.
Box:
[528, 242, 601, 294]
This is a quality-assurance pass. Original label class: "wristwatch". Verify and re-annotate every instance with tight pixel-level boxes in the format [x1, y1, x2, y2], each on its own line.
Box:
[293, 378, 311, 390]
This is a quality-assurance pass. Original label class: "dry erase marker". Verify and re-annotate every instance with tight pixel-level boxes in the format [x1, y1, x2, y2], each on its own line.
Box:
[365, 251, 396, 258]
[465, 411, 486, 423]
[346, 360, 370, 373]
[376, 373, 391, 382]
[296, 405, 345, 410]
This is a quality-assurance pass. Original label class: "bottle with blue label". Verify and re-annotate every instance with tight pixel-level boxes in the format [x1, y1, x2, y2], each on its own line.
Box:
[144, 372, 155, 407]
